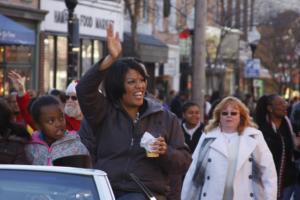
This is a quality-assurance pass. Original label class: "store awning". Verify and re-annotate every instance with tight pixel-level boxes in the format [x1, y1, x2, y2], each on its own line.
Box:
[123, 32, 168, 63]
[0, 14, 35, 45]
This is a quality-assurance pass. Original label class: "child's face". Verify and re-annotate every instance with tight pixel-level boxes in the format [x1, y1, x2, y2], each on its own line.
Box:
[37, 104, 66, 144]
[183, 105, 201, 126]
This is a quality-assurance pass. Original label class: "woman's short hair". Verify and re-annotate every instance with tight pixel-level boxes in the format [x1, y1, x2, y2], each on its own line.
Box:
[104, 57, 149, 103]
[205, 96, 257, 134]
[30, 95, 60, 123]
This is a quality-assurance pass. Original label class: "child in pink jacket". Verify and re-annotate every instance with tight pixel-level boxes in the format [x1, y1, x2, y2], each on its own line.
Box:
[25, 95, 89, 166]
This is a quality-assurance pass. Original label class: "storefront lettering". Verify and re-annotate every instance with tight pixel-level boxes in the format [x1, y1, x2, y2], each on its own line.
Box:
[0, 30, 16, 39]
[53, 10, 114, 30]
[54, 11, 68, 24]
[80, 15, 93, 27]
[95, 18, 114, 30]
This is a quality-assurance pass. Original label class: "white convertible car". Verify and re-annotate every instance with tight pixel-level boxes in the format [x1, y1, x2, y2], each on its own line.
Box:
[0, 165, 115, 200]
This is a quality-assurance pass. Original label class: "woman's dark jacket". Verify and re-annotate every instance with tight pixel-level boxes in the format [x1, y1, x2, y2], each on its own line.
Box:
[181, 122, 204, 153]
[0, 124, 31, 164]
[258, 117, 297, 196]
[76, 63, 192, 197]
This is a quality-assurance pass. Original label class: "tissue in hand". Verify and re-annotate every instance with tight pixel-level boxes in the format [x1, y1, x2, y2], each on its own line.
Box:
[140, 131, 159, 157]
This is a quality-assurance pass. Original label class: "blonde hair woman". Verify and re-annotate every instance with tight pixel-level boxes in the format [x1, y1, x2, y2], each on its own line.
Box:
[181, 96, 277, 200]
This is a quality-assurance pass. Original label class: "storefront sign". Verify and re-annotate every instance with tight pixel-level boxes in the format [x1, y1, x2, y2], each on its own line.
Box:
[53, 11, 114, 30]
[41, 0, 123, 39]
[0, 14, 35, 45]
[0, 30, 16, 40]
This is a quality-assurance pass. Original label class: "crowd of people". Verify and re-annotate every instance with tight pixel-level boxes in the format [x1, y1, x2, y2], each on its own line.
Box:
[1, 24, 300, 200]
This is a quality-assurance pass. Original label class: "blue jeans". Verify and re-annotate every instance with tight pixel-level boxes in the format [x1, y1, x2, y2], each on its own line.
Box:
[116, 192, 147, 200]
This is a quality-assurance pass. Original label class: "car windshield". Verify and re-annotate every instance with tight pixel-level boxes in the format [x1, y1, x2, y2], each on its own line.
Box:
[0, 169, 100, 200]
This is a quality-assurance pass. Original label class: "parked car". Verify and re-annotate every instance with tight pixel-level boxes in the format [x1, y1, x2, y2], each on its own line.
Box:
[0, 165, 115, 200]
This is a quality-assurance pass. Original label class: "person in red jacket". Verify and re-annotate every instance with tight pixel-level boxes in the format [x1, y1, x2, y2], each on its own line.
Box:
[7, 71, 35, 133]
[64, 80, 83, 131]
[8, 71, 83, 132]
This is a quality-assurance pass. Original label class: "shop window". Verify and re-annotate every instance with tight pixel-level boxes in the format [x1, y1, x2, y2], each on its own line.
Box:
[44, 36, 104, 92]
[0, 68, 4, 96]
[93, 40, 103, 64]
[43, 36, 67, 92]
[44, 36, 55, 92]
[56, 37, 67, 90]
[0, 66, 32, 96]
[0, 47, 4, 63]
[0, 45, 33, 96]
[80, 39, 103, 76]
[5, 45, 32, 64]
[81, 39, 92, 75]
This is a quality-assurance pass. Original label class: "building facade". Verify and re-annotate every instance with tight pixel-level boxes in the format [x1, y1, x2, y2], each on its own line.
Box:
[0, 0, 47, 96]
[39, 0, 123, 92]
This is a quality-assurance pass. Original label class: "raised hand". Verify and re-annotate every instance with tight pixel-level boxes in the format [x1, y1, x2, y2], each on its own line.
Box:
[99, 23, 122, 71]
[8, 70, 26, 96]
[106, 23, 122, 59]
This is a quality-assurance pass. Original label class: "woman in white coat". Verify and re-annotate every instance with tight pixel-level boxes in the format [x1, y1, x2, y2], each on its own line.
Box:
[181, 96, 277, 200]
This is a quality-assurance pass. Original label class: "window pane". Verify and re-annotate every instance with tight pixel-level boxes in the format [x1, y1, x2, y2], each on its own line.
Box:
[0, 46, 4, 63]
[82, 39, 92, 75]
[5, 45, 33, 64]
[93, 40, 103, 65]
[57, 36, 67, 90]
[44, 36, 55, 92]
[0, 68, 4, 96]
[0, 47, 4, 95]
[0, 45, 33, 96]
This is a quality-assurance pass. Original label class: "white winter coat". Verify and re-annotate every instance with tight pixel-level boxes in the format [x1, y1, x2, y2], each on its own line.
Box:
[181, 127, 277, 200]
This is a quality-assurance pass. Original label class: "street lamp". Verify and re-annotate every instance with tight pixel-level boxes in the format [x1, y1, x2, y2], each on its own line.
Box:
[65, 0, 80, 86]
[248, 27, 261, 98]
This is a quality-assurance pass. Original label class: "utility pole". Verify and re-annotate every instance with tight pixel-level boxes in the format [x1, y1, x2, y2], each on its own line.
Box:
[192, 0, 206, 121]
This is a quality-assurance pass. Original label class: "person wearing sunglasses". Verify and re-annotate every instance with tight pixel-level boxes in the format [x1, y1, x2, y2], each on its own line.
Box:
[64, 80, 83, 131]
[76, 24, 191, 200]
[182, 96, 277, 200]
